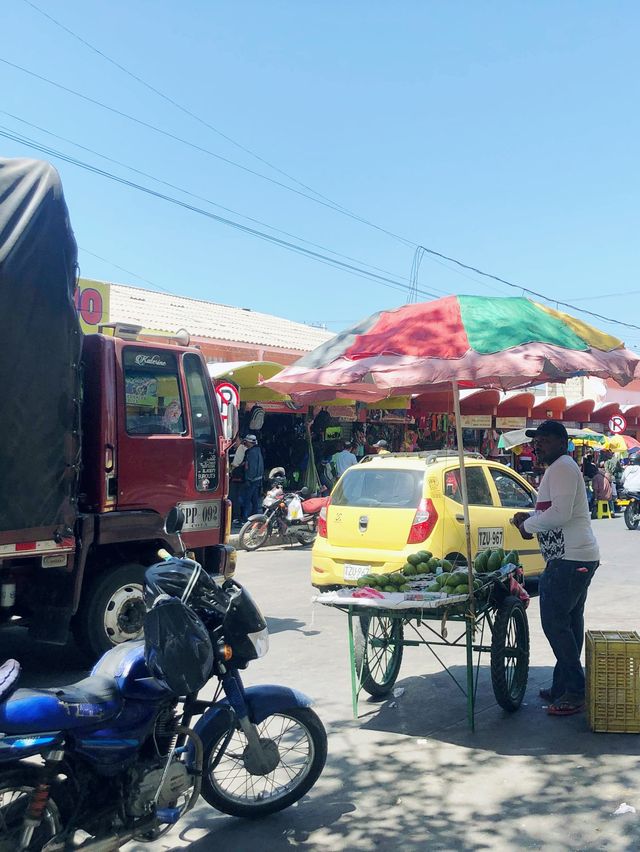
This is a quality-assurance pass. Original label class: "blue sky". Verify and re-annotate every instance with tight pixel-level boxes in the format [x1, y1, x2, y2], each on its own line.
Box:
[2, 1, 639, 347]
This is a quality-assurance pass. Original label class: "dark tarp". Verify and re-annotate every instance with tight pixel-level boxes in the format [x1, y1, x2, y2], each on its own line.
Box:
[0, 158, 81, 535]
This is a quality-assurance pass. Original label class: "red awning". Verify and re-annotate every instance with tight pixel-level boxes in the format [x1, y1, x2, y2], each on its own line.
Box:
[531, 396, 567, 420]
[496, 392, 535, 417]
[590, 402, 622, 425]
[563, 399, 595, 422]
[412, 389, 500, 416]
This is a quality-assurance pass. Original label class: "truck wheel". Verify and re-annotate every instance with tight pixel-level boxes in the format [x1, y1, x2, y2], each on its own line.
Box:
[73, 563, 147, 660]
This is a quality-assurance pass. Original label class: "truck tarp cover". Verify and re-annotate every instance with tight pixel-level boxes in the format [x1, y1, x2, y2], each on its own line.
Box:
[0, 158, 81, 535]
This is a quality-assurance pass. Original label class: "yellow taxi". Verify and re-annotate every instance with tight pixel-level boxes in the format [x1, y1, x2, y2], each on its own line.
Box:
[312, 451, 544, 587]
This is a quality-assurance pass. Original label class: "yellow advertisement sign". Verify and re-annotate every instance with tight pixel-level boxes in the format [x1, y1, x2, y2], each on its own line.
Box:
[75, 279, 110, 334]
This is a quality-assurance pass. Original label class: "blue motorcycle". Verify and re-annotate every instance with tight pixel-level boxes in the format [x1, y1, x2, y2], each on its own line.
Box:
[0, 512, 327, 850]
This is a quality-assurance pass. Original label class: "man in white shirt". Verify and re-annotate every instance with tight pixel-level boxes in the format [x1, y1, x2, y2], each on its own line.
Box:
[513, 421, 599, 716]
[332, 442, 357, 478]
[621, 457, 640, 494]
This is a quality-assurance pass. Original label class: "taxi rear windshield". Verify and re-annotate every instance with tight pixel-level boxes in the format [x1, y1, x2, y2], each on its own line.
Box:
[332, 468, 424, 509]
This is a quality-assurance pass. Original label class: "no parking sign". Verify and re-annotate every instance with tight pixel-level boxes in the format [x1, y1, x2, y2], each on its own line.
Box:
[609, 415, 627, 434]
[215, 381, 240, 421]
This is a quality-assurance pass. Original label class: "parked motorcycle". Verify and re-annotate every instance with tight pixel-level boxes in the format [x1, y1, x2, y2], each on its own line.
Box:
[622, 490, 640, 529]
[239, 468, 329, 551]
[0, 509, 327, 850]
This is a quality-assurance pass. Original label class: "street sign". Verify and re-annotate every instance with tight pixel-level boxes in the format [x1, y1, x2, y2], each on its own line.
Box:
[609, 414, 627, 434]
[215, 381, 240, 420]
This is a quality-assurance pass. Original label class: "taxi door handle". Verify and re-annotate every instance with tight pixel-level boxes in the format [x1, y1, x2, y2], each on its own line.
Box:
[455, 514, 464, 522]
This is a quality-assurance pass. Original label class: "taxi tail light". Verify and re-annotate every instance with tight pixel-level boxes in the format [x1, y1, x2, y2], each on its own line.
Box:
[407, 498, 438, 543]
[318, 498, 331, 538]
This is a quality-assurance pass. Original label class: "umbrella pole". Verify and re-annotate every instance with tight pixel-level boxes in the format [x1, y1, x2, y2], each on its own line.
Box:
[452, 381, 476, 618]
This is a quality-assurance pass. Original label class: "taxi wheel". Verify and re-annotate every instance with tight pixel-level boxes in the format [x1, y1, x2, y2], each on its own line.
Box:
[353, 615, 403, 697]
[490, 596, 529, 712]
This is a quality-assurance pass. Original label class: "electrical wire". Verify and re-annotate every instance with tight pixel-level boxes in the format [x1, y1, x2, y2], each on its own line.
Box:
[1, 109, 421, 288]
[0, 125, 440, 300]
[78, 247, 176, 294]
[0, 55, 415, 249]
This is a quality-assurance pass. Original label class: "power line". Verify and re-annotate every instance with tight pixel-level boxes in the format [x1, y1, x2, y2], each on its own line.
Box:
[0, 125, 440, 301]
[0, 55, 415, 249]
[1, 109, 420, 288]
[20, 0, 358, 214]
[78, 246, 176, 294]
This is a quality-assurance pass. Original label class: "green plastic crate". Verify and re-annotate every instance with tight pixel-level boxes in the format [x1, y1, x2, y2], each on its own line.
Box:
[586, 630, 640, 733]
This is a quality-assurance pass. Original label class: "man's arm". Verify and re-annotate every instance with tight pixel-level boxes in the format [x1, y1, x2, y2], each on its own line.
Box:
[523, 464, 579, 533]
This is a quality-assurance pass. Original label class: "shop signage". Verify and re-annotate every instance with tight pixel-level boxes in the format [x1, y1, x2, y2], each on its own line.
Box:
[609, 414, 627, 434]
[75, 279, 110, 334]
[496, 417, 527, 429]
[459, 415, 492, 429]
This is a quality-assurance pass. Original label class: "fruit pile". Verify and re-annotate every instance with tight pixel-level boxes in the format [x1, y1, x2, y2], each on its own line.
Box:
[353, 548, 521, 599]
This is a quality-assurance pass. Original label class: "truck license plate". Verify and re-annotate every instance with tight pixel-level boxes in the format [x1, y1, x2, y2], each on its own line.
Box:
[343, 564, 371, 581]
[478, 527, 503, 549]
[176, 500, 221, 531]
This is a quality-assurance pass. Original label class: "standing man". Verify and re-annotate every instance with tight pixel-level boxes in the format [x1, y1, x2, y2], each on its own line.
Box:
[331, 441, 357, 478]
[229, 435, 246, 527]
[372, 439, 390, 455]
[239, 435, 264, 522]
[512, 421, 599, 716]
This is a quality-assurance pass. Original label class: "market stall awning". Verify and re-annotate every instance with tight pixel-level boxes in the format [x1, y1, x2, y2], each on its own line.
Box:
[531, 396, 567, 420]
[496, 392, 535, 417]
[622, 405, 640, 428]
[207, 360, 291, 402]
[411, 389, 500, 416]
[563, 399, 596, 423]
[591, 402, 623, 425]
[498, 427, 607, 451]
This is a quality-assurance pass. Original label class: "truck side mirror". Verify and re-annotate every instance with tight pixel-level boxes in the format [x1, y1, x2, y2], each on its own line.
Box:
[165, 507, 186, 536]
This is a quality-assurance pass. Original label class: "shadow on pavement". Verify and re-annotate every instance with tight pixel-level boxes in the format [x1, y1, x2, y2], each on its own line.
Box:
[266, 616, 321, 637]
[1, 626, 90, 688]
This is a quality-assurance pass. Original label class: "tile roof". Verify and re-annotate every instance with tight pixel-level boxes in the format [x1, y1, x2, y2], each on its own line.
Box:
[105, 281, 334, 352]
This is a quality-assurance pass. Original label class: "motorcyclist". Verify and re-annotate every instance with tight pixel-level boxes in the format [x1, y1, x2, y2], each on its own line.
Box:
[621, 456, 640, 494]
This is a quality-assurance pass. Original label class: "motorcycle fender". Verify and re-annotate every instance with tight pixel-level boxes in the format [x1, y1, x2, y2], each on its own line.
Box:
[246, 513, 268, 523]
[189, 685, 314, 761]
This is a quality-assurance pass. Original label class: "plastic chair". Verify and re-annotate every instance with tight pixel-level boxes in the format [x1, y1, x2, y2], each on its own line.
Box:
[595, 500, 612, 519]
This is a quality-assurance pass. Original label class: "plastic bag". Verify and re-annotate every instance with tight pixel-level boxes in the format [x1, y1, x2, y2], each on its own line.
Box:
[287, 495, 304, 520]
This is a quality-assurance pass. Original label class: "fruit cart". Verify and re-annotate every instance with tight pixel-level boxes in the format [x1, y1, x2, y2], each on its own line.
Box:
[315, 559, 530, 731]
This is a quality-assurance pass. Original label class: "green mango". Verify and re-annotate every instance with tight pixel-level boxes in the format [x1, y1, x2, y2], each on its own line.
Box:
[474, 552, 489, 573]
[427, 556, 441, 571]
[417, 562, 431, 574]
[417, 550, 433, 562]
[487, 551, 503, 572]
[440, 559, 453, 573]
[383, 585, 396, 593]
[407, 553, 422, 566]
[453, 584, 469, 596]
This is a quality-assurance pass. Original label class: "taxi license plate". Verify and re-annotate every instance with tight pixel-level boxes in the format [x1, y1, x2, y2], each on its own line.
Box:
[478, 527, 504, 549]
[343, 564, 371, 581]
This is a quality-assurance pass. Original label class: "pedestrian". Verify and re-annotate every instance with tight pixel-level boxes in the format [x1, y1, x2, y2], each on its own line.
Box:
[229, 435, 246, 526]
[591, 463, 613, 517]
[372, 439, 390, 455]
[239, 435, 264, 522]
[582, 453, 597, 480]
[512, 420, 599, 717]
[331, 441, 357, 477]
[621, 455, 640, 493]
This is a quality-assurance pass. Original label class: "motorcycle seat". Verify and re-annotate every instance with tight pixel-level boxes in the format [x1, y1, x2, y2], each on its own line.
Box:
[302, 497, 329, 514]
[0, 674, 122, 734]
[0, 659, 20, 701]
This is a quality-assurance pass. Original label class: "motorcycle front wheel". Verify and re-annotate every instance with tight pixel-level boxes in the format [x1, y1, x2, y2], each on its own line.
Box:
[238, 519, 271, 551]
[200, 707, 327, 818]
[0, 768, 63, 851]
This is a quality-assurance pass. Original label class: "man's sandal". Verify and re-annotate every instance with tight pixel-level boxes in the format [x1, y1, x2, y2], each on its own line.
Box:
[539, 688, 554, 702]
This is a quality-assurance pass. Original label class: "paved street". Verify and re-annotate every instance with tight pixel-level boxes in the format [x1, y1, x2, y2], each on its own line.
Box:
[6, 517, 640, 850]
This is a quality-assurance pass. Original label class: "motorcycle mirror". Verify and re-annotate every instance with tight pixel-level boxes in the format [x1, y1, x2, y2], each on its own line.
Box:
[164, 507, 186, 536]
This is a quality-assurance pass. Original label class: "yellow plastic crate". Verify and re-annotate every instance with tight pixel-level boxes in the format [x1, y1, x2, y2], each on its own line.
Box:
[586, 630, 640, 733]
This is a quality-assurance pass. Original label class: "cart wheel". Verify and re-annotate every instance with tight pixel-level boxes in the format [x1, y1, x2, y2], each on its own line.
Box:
[353, 615, 403, 697]
[490, 596, 529, 712]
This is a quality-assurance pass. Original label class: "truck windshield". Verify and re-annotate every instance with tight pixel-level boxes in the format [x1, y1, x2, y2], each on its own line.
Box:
[123, 348, 185, 435]
[184, 354, 218, 491]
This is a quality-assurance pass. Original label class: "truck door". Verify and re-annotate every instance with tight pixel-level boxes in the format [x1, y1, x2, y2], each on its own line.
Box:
[117, 346, 194, 513]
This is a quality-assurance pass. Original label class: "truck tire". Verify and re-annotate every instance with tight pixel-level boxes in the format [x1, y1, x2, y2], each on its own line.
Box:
[73, 563, 147, 660]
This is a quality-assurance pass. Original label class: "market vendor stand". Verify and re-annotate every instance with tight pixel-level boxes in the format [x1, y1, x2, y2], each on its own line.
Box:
[316, 564, 528, 730]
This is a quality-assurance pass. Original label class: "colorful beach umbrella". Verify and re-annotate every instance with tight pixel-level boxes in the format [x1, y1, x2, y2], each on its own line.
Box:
[266, 295, 639, 628]
[266, 296, 638, 400]
[607, 434, 640, 453]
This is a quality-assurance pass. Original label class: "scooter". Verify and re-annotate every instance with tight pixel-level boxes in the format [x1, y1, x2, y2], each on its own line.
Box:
[0, 509, 327, 850]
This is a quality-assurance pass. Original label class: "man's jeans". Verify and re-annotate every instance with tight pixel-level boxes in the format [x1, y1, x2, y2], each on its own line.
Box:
[239, 480, 262, 521]
[539, 558, 599, 700]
